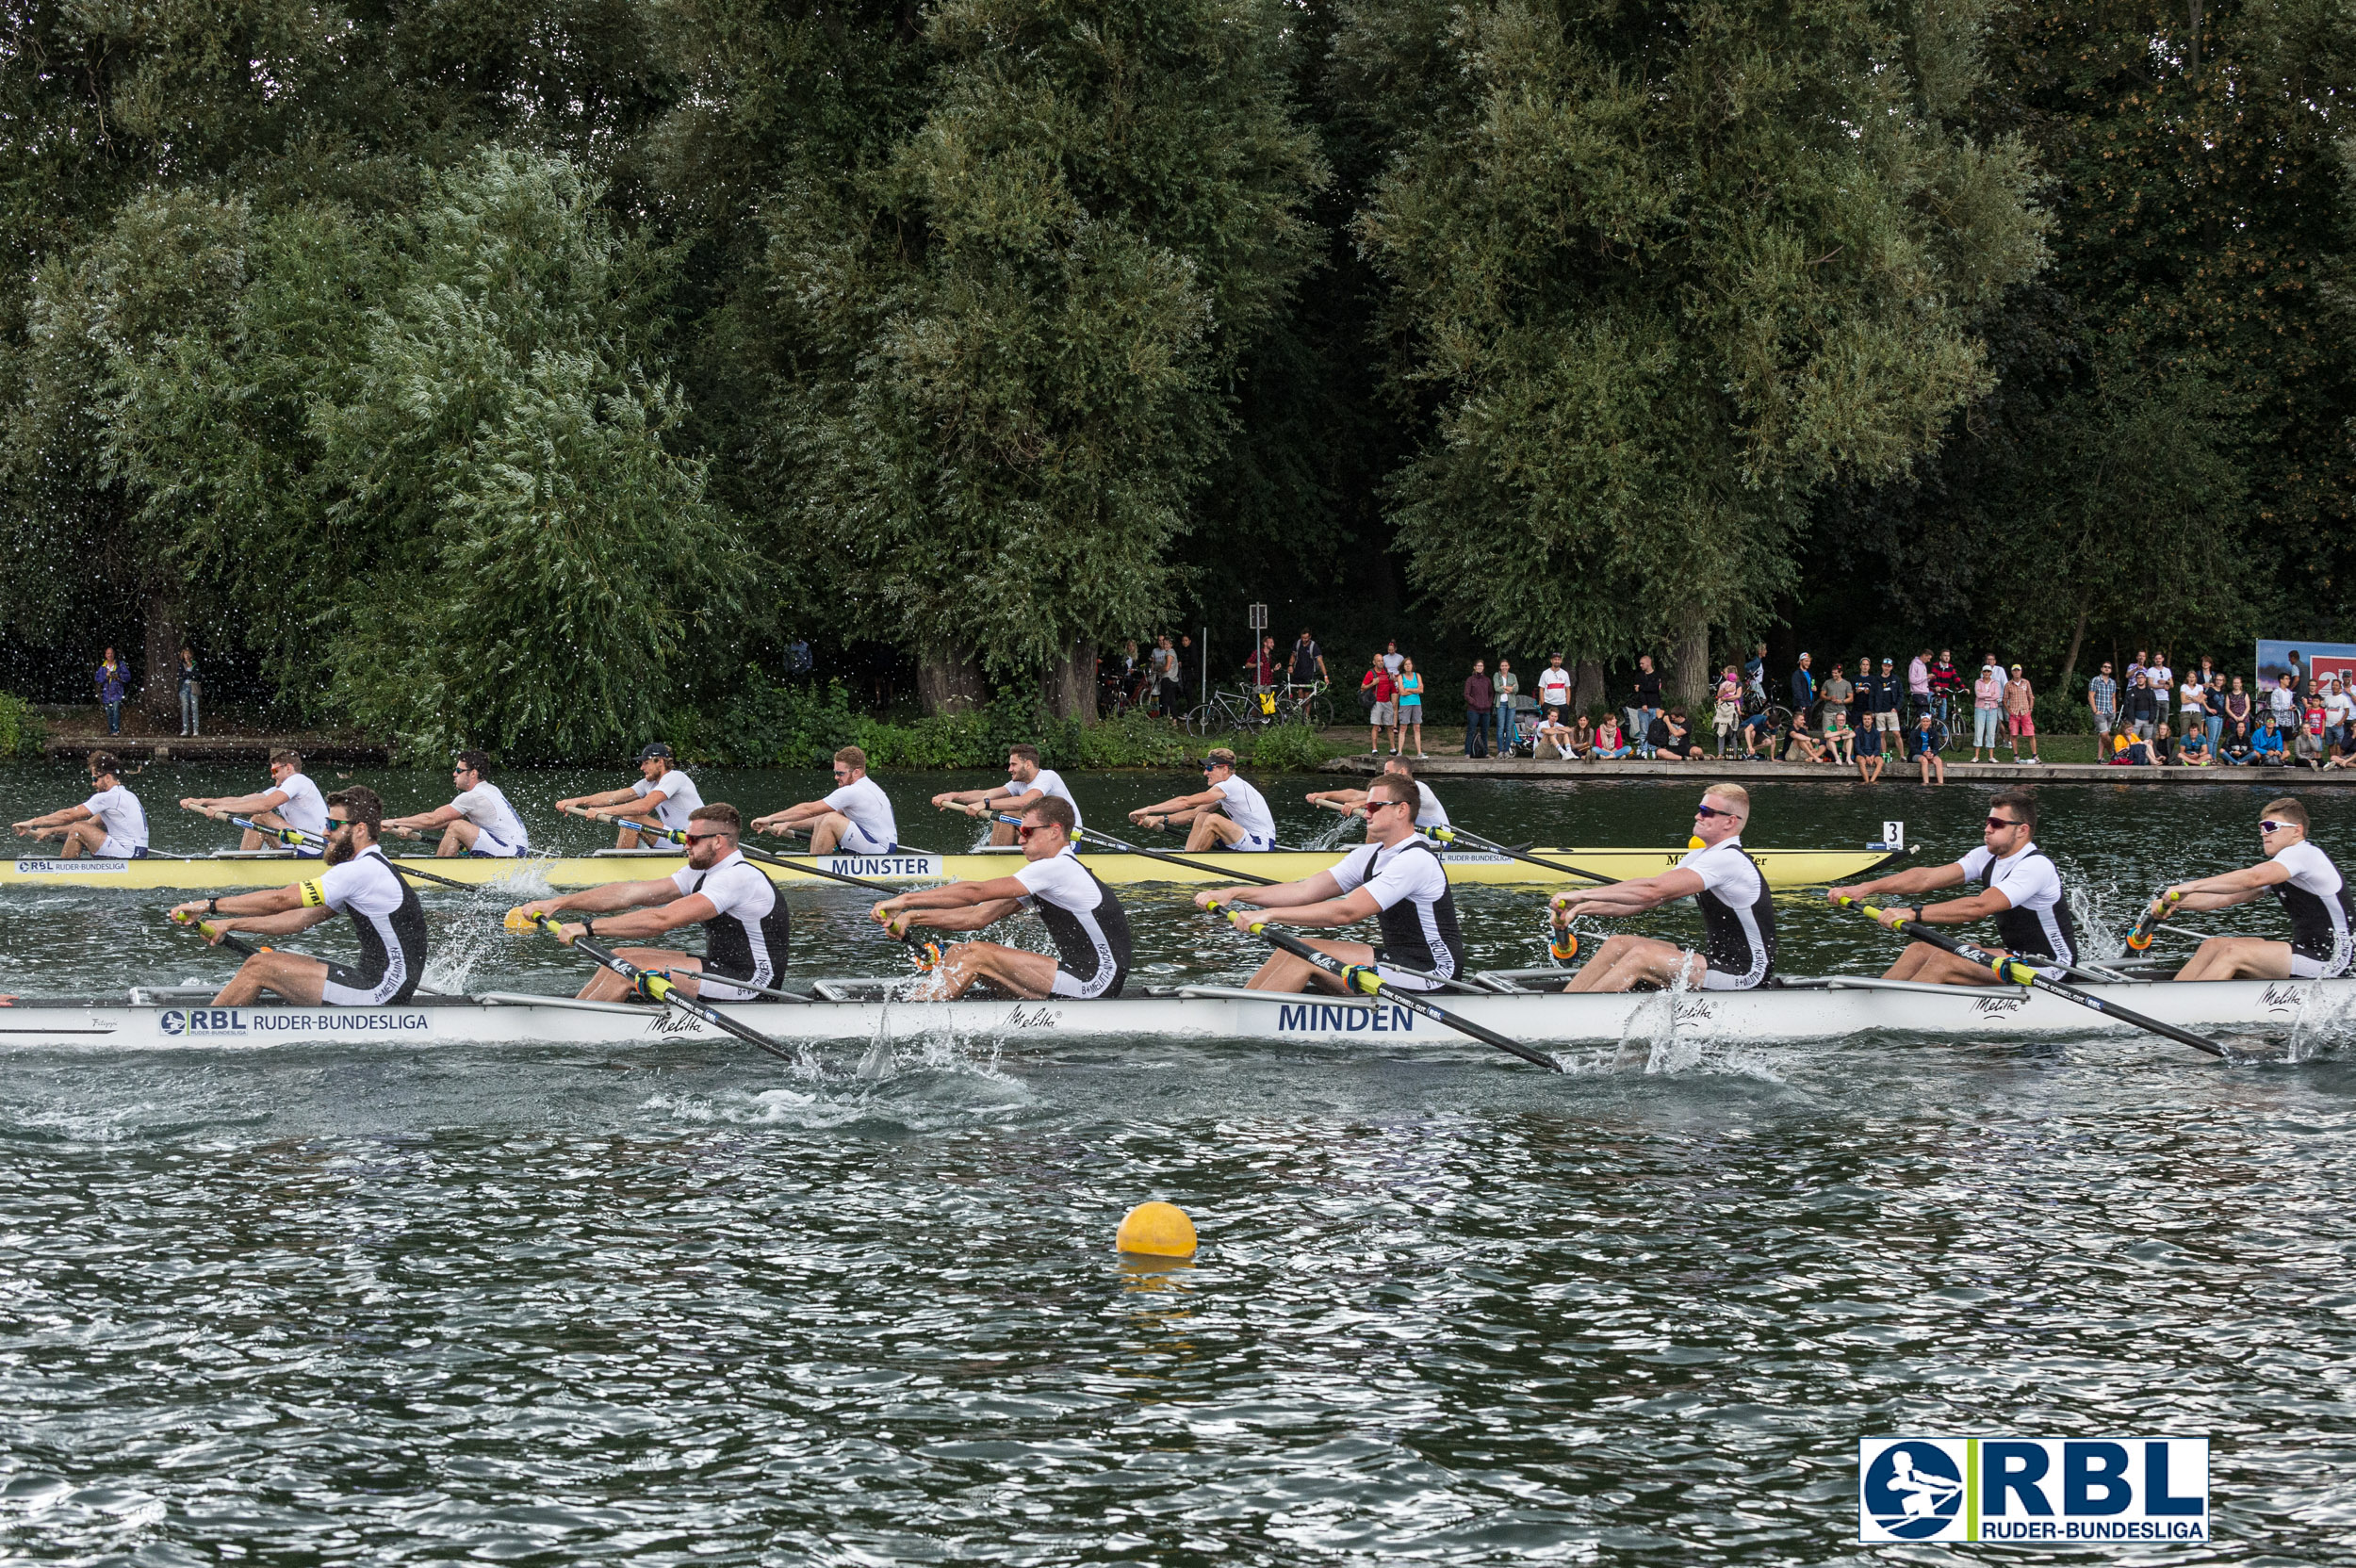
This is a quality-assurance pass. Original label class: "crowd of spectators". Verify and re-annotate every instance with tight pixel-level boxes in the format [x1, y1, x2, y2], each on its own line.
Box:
[2090, 649, 2355, 769]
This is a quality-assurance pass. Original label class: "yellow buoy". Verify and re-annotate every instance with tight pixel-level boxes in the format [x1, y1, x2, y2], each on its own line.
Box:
[1688, 835, 1706, 850]
[1116, 1201, 1198, 1258]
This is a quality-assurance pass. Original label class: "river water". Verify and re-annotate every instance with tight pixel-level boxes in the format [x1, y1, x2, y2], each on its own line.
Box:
[2, 762, 2351, 1563]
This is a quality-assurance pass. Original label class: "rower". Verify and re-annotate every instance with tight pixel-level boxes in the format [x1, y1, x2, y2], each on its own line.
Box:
[383, 750, 532, 858]
[181, 748, 327, 853]
[166, 787, 426, 1005]
[12, 750, 148, 859]
[750, 746, 899, 854]
[1548, 785, 1774, 992]
[1304, 759, 1449, 830]
[555, 743, 704, 850]
[514, 804, 788, 1003]
[873, 796, 1129, 999]
[1127, 748, 1277, 852]
[1824, 787, 2077, 986]
[2156, 797, 2353, 980]
[1193, 775, 1462, 993]
[929, 743, 1082, 847]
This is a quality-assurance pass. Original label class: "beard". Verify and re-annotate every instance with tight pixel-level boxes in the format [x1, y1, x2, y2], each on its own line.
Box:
[324, 829, 357, 866]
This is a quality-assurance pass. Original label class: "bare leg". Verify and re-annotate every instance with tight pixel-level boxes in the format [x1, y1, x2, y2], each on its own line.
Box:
[59, 820, 110, 858]
[937, 941, 1060, 999]
[1185, 815, 1246, 852]
[1562, 935, 1704, 993]
[1243, 938, 1378, 992]
[436, 819, 483, 858]
[2171, 937, 2293, 982]
[578, 948, 705, 1003]
[1883, 942, 2005, 985]
[806, 812, 854, 853]
[214, 952, 330, 1005]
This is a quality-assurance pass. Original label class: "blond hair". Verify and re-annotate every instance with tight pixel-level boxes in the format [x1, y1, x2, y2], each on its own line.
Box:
[1702, 783, 1750, 821]
[2263, 796, 2309, 829]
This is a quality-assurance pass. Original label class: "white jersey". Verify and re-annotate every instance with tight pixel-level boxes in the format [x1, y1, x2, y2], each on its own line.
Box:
[1681, 837, 1774, 989]
[1211, 776, 1275, 849]
[450, 780, 529, 853]
[671, 850, 790, 999]
[1332, 836, 1462, 985]
[824, 775, 898, 853]
[1410, 781, 1449, 830]
[1537, 668, 1572, 706]
[1018, 769, 1082, 831]
[1957, 841, 2077, 968]
[1012, 848, 1130, 998]
[633, 769, 704, 832]
[304, 845, 426, 1004]
[274, 771, 328, 840]
[2268, 839, 2353, 976]
[83, 783, 148, 855]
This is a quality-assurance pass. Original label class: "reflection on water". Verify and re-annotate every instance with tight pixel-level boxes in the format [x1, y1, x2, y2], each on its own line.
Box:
[3, 767, 2354, 1561]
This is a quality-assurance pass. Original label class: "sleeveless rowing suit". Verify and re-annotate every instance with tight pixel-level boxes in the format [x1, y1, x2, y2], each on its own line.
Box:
[2269, 839, 2354, 978]
[303, 846, 427, 1004]
[1331, 836, 1464, 990]
[1011, 848, 1131, 998]
[672, 850, 790, 1001]
[1956, 841, 2078, 976]
[1682, 837, 1775, 990]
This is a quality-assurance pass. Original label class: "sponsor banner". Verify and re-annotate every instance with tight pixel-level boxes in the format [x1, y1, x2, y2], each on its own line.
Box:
[1859, 1437, 2208, 1544]
[815, 853, 941, 881]
[1275, 1002, 1420, 1035]
[2257, 638, 2356, 694]
[157, 1008, 434, 1037]
[16, 859, 130, 874]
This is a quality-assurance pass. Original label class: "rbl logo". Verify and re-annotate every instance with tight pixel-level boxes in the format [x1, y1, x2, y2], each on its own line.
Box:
[1859, 1437, 2207, 1543]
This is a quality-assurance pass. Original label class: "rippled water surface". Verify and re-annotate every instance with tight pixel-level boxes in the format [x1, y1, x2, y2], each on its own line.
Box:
[3, 764, 2353, 1562]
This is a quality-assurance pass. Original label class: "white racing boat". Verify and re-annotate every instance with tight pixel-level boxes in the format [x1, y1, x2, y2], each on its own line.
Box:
[2, 972, 2348, 1055]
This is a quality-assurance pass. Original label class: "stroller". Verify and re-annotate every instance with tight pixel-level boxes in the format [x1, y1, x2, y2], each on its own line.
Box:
[1503, 696, 1545, 759]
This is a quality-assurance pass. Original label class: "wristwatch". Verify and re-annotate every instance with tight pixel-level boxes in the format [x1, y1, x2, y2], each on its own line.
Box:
[206, 898, 219, 914]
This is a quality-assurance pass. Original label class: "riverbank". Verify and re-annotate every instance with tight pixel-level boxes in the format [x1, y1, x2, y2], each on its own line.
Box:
[1319, 751, 2351, 785]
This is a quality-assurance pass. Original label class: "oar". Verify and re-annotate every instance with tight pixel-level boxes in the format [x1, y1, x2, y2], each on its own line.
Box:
[229, 818, 477, 894]
[2124, 890, 2182, 951]
[1072, 824, 1284, 887]
[1213, 907, 1562, 1071]
[1832, 896, 2225, 1058]
[507, 909, 798, 1063]
[1419, 824, 1615, 887]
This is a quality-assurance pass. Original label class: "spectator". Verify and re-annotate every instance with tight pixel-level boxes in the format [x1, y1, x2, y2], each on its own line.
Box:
[176, 646, 201, 738]
[2109, 730, 2151, 766]
[2269, 672, 2299, 728]
[1784, 710, 1828, 762]
[2149, 650, 2174, 730]
[2180, 666, 2211, 755]
[2329, 734, 2356, 771]
[1741, 703, 1780, 759]
[2126, 648, 2148, 697]
[1862, 657, 1903, 745]
[2087, 662, 2118, 743]
[1790, 652, 1816, 720]
[1361, 656, 1397, 755]
[1463, 661, 1494, 759]
[1713, 665, 1742, 757]
[1150, 635, 1179, 717]
[1175, 632, 1195, 701]
[2122, 671, 2158, 740]
[1929, 648, 1964, 722]
[1247, 635, 1280, 693]
[1566, 712, 1595, 759]
[1535, 708, 1578, 760]
[2326, 677, 2356, 749]
[1491, 660, 1519, 757]
[1823, 702, 1856, 764]
[2251, 713, 2287, 766]
[1906, 649, 1932, 720]
[1856, 713, 1887, 782]
[1591, 713, 1632, 760]
[1744, 642, 1768, 703]
[1537, 654, 1573, 725]
[94, 647, 126, 737]
[2004, 664, 2040, 763]
[785, 635, 814, 677]
[1819, 662, 1853, 732]
[2178, 723, 2213, 768]
[1970, 657, 2004, 762]
[1648, 708, 1706, 760]
[2220, 676, 2253, 754]
[1909, 710, 1947, 785]
[2298, 697, 2328, 770]
[1397, 658, 1428, 757]
[1381, 640, 1405, 677]
[1627, 655, 1664, 751]
[1288, 629, 1326, 690]
[2197, 656, 2222, 751]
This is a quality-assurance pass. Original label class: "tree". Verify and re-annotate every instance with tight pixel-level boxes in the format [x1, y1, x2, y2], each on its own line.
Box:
[1351, 0, 2049, 708]
[756, 0, 1325, 713]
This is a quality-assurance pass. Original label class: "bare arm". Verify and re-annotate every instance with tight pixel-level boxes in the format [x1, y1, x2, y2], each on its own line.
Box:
[895, 897, 1026, 933]
[205, 906, 339, 939]
[517, 878, 689, 922]
[1824, 863, 1971, 906]
[555, 892, 717, 943]
[1234, 886, 1383, 930]
[1194, 871, 1345, 911]
[2160, 861, 2287, 912]
[929, 787, 996, 809]
[751, 800, 831, 832]
[180, 787, 290, 815]
[1552, 867, 1706, 922]
[384, 804, 464, 834]
[13, 804, 94, 832]
[170, 885, 308, 923]
[1131, 787, 1221, 819]
[554, 785, 650, 812]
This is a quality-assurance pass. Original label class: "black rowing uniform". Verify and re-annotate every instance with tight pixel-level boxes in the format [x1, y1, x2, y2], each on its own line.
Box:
[301, 846, 427, 1004]
[1956, 840, 2078, 977]
[1682, 837, 1775, 989]
[1331, 836, 1464, 990]
[1011, 849, 1130, 998]
[672, 851, 790, 1001]
[2269, 839, 2354, 978]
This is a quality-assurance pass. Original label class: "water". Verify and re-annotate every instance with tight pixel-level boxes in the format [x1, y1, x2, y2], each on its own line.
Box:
[3, 763, 2353, 1561]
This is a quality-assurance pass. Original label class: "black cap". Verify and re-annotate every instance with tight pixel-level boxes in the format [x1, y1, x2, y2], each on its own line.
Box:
[637, 743, 674, 761]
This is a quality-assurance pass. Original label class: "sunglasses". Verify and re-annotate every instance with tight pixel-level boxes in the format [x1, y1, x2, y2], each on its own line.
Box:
[684, 829, 730, 844]
[1985, 815, 2022, 831]
[1366, 797, 1412, 813]
[831, 768, 853, 777]
[2259, 820, 2292, 834]
[1012, 822, 1051, 841]
[1694, 803, 1738, 820]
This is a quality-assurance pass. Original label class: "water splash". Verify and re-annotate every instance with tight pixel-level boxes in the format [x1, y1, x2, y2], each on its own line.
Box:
[1301, 809, 1364, 851]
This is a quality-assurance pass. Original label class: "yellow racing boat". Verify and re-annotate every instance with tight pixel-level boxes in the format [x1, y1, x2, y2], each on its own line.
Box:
[1, 843, 1906, 892]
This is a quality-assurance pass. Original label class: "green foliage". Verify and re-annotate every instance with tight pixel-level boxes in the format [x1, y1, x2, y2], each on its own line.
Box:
[686, 678, 1341, 769]
[0, 694, 48, 758]
[1349, 0, 2048, 669]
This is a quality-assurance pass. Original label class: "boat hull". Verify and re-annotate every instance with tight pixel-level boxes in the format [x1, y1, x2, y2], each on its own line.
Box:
[2, 977, 2344, 1054]
[1, 845, 1904, 892]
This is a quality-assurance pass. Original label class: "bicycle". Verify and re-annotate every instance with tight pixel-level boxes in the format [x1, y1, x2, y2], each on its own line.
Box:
[1184, 686, 1272, 735]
